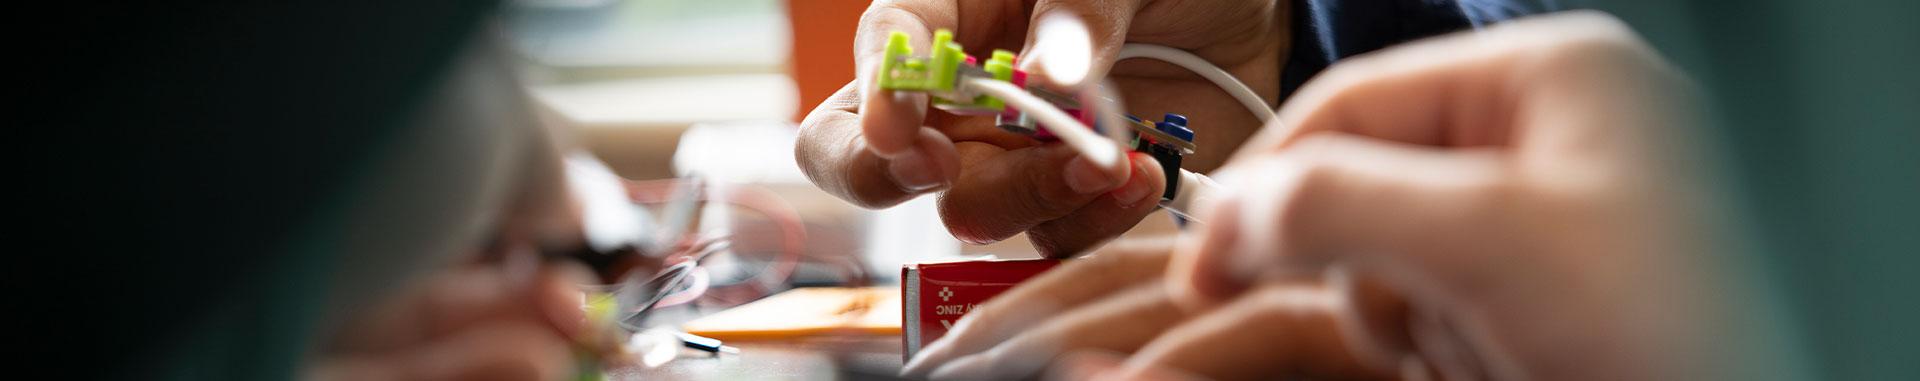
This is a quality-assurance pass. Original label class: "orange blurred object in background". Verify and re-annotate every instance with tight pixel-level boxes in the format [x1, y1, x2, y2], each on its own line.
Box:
[787, 0, 864, 123]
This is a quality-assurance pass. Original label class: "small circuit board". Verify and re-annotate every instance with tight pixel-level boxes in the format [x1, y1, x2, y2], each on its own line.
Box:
[876, 29, 1199, 201]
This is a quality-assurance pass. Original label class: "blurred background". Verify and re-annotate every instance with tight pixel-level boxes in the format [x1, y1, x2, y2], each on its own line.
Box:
[497, 0, 1920, 378]
[490, 0, 1920, 378]
[20, 0, 1913, 379]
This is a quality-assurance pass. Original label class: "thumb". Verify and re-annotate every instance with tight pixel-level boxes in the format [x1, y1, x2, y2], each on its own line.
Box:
[1167, 133, 1512, 307]
[1019, 3, 1139, 89]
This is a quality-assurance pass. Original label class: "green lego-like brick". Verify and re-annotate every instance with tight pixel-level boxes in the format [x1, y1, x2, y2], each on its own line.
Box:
[929, 48, 1018, 112]
[978, 50, 1015, 110]
[878, 30, 966, 92]
[876, 32, 917, 90]
[879, 30, 1021, 113]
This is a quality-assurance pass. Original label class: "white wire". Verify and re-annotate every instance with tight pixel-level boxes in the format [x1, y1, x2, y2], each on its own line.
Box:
[1164, 169, 1221, 221]
[1113, 44, 1266, 223]
[961, 44, 1266, 223]
[1117, 44, 1276, 123]
[1092, 80, 1134, 146]
[964, 77, 1125, 171]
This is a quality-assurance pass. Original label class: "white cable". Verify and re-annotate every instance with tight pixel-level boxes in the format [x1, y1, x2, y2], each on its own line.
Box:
[974, 75, 1223, 222]
[965, 45, 1266, 222]
[1113, 44, 1273, 223]
[1164, 169, 1222, 222]
[964, 77, 1125, 171]
[1091, 80, 1135, 146]
[1117, 44, 1276, 123]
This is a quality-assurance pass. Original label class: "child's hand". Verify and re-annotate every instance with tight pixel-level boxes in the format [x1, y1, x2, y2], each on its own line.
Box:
[794, 0, 1286, 256]
[305, 265, 591, 381]
[901, 11, 1731, 381]
[1166, 11, 1721, 380]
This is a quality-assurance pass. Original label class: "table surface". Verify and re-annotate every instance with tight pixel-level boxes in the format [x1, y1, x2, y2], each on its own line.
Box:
[607, 336, 907, 380]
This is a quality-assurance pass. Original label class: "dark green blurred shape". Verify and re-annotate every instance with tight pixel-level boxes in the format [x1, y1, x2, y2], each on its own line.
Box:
[1597, 0, 1920, 379]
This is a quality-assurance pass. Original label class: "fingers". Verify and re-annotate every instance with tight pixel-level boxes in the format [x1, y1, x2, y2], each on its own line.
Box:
[1240, 10, 1664, 156]
[796, 83, 962, 208]
[1050, 351, 1207, 381]
[1122, 280, 1397, 381]
[325, 266, 517, 351]
[791, 1, 969, 208]
[1175, 11, 1673, 304]
[902, 244, 1173, 377]
[412, 321, 574, 381]
[1025, 152, 1169, 256]
[326, 265, 591, 353]
[311, 264, 588, 381]
[925, 284, 1187, 380]
[936, 143, 1135, 245]
[309, 320, 575, 381]
[852, 1, 949, 157]
[1168, 133, 1510, 306]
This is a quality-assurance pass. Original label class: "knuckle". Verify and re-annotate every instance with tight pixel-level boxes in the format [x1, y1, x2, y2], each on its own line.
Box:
[936, 193, 1019, 244]
[1026, 231, 1086, 258]
[797, 134, 915, 209]
[1024, 173, 1101, 221]
[1027, 175, 1085, 215]
[1026, 149, 1100, 214]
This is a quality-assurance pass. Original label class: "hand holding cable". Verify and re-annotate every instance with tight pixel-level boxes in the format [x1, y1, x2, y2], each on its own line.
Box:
[794, 0, 1285, 256]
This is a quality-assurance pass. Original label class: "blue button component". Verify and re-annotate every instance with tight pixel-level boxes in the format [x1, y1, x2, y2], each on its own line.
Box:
[1156, 113, 1194, 142]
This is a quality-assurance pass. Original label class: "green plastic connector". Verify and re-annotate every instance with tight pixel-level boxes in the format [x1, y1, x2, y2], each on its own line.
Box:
[978, 49, 1015, 110]
[933, 48, 1016, 113]
[876, 32, 914, 90]
[928, 30, 962, 91]
[877, 29, 967, 92]
[878, 29, 1021, 114]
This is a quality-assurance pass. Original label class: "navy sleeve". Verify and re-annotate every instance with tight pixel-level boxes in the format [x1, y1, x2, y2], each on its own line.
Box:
[1280, 0, 1558, 103]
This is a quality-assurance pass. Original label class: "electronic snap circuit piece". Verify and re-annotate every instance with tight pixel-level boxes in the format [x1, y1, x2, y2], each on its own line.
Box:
[1131, 113, 1195, 202]
[877, 29, 1198, 203]
[874, 28, 1279, 225]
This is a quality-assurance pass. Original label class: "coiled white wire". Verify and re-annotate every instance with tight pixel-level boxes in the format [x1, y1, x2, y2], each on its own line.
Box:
[1117, 44, 1277, 122]
[961, 43, 1275, 221]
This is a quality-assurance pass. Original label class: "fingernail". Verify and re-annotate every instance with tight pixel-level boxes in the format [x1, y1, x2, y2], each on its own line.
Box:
[1064, 156, 1123, 195]
[1110, 155, 1157, 208]
[889, 149, 945, 192]
[928, 353, 994, 381]
[1023, 12, 1093, 88]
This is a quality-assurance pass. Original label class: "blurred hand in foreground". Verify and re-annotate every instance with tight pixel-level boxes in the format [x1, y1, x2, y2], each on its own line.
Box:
[306, 264, 590, 381]
[905, 11, 1731, 381]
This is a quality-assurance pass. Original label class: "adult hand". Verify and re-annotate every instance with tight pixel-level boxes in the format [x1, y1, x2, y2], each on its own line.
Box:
[795, 0, 1287, 256]
[1162, 11, 1723, 380]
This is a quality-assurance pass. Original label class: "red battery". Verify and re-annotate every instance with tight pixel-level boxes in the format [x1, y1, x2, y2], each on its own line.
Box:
[901, 258, 1062, 358]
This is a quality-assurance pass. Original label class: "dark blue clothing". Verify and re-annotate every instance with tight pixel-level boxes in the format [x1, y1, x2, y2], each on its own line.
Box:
[1281, 0, 1556, 103]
